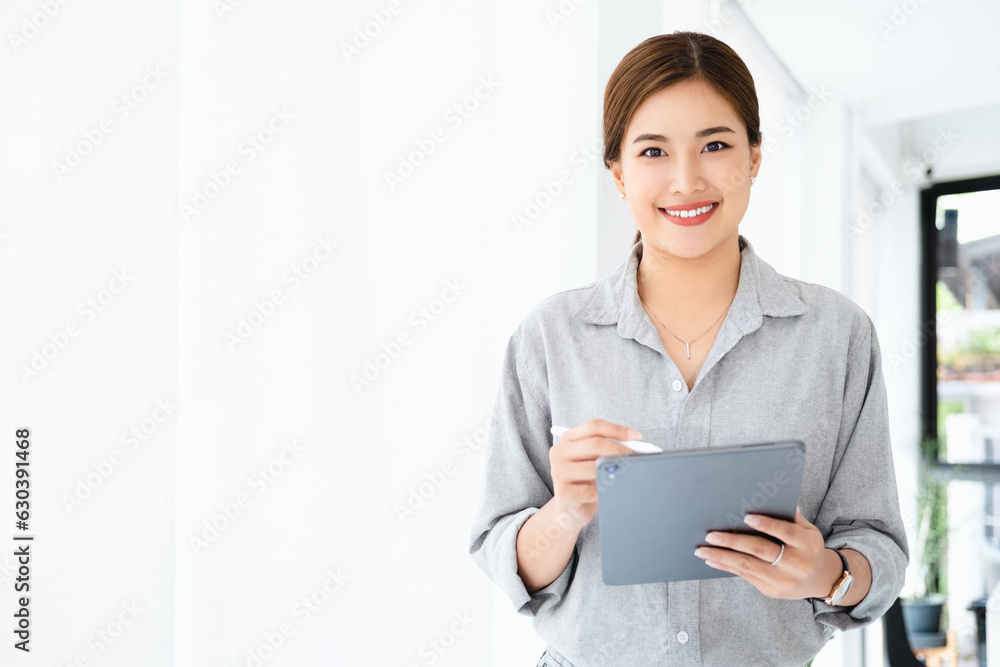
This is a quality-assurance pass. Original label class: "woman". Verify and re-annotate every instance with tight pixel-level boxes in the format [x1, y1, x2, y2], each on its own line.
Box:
[469, 31, 908, 666]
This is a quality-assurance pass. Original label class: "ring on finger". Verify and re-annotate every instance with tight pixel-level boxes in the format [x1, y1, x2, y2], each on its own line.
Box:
[769, 542, 785, 566]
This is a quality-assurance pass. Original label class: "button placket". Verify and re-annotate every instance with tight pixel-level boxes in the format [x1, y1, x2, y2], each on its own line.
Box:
[667, 580, 701, 664]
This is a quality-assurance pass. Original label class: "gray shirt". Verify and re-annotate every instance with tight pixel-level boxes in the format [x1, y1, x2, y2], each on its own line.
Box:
[468, 236, 909, 666]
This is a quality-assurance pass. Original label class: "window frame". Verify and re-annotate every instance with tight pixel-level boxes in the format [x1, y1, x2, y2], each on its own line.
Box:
[919, 173, 1000, 482]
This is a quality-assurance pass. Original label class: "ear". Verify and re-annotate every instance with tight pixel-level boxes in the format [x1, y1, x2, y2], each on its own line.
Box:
[749, 142, 762, 179]
[610, 160, 624, 192]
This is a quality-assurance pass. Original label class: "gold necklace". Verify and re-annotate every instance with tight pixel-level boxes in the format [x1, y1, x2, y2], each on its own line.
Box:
[638, 293, 732, 359]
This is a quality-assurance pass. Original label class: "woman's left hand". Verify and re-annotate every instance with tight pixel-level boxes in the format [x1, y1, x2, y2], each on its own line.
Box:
[693, 507, 835, 600]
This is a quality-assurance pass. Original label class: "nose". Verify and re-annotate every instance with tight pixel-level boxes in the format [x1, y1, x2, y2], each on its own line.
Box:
[668, 151, 705, 195]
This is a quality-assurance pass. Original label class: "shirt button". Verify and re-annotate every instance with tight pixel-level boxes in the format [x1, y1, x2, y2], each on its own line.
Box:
[671, 379, 683, 392]
[677, 630, 689, 644]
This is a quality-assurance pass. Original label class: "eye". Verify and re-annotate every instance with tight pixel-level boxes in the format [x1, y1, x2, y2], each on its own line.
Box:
[703, 141, 731, 153]
[639, 146, 665, 158]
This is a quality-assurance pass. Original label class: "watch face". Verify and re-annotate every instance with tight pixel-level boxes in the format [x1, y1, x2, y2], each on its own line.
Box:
[830, 573, 853, 606]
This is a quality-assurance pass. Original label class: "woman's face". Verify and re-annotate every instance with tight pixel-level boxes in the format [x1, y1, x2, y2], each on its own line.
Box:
[611, 78, 761, 261]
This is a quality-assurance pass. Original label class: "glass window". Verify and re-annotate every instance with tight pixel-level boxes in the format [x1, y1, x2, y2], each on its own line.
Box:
[934, 189, 1000, 469]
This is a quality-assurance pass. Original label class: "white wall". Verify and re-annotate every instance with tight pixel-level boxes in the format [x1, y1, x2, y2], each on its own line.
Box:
[489, 3, 605, 663]
[2, 0, 511, 665]
[1, 1, 178, 663]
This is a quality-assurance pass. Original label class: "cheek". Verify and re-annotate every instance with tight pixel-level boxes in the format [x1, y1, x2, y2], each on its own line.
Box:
[628, 169, 662, 197]
[717, 162, 752, 191]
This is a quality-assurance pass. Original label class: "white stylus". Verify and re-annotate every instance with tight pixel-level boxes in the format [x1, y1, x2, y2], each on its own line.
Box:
[550, 425, 662, 453]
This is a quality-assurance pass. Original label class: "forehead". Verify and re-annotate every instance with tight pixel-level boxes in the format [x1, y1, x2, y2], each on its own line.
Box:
[627, 79, 739, 134]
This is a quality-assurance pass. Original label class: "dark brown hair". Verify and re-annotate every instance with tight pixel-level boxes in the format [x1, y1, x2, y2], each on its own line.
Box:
[603, 31, 762, 247]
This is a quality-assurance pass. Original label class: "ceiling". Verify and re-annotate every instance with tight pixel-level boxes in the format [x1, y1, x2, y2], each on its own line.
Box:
[736, 0, 1000, 128]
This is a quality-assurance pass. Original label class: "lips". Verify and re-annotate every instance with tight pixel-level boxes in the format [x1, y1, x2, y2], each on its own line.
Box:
[659, 202, 718, 226]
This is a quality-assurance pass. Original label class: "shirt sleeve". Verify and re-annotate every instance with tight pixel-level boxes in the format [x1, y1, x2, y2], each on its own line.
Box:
[810, 315, 910, 630]
[467, 321, 576, 617]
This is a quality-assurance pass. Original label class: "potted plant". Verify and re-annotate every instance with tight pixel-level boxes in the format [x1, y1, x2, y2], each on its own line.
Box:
[901, 436, 949, 647]
[939, 326, 1000, 381]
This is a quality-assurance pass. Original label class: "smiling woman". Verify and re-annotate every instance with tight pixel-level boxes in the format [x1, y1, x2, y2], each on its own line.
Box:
[611, 79, 758, 262]
[469, 31, 908, 667]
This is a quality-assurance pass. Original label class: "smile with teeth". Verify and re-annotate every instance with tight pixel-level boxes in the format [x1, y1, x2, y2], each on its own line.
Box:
[661, 203, 718, 218]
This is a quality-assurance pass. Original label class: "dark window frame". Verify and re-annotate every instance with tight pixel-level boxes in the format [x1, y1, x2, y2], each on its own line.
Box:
[920, 173, 1000, 482]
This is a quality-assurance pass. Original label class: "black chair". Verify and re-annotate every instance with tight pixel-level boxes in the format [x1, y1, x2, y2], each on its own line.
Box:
[882, 597, 925, 666]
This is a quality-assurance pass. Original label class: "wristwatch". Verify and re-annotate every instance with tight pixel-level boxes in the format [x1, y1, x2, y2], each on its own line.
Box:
[822, 549, 853, 606]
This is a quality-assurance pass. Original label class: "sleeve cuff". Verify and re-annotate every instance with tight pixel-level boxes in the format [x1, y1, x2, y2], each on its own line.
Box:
[810, 529, 907, 631]
[478, 507, 577, 618]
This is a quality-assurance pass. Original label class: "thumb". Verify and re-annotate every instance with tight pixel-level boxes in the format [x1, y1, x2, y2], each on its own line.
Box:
[794, 507, 811, 526]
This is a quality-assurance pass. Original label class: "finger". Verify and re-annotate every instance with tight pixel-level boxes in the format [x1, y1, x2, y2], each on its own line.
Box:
[744, 513, 803, 547]
[703, 531, 783, 564]
[555, 436, 635, 461]
[793, 507, 811, 526]
[699, 553, 773, 589]
[695, 545, 778, 582]
[699, 547, 770, 585]
[562, 418, 642, 445]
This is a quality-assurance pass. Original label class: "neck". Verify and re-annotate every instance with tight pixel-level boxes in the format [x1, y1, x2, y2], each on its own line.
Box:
[636, 234, 742, 319]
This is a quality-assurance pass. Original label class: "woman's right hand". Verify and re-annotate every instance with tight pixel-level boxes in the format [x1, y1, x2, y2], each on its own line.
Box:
[549, 418, 641, 530]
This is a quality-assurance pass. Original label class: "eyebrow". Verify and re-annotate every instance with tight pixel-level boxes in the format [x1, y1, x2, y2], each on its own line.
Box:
[631, 126, 736, 143]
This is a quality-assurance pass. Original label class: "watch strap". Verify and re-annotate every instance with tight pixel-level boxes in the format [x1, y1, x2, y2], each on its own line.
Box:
[823, 549, 852, 605]
[832, 548, 850, 574]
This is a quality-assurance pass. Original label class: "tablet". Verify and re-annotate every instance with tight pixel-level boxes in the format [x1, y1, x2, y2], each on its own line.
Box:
[595, 441, 805, 585]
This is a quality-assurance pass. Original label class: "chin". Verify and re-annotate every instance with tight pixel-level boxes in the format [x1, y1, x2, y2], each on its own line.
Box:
[641, 227, 736, 260]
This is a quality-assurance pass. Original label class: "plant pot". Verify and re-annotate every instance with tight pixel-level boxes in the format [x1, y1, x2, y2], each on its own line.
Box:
[908, 630, 947, 649]
[902, 595, 946, 635]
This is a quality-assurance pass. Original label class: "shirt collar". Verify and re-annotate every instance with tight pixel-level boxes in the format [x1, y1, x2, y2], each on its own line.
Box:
[572, 235, 808, 342]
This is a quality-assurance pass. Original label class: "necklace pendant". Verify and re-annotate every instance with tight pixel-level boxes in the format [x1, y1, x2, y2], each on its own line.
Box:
[685, 342, 691, 359]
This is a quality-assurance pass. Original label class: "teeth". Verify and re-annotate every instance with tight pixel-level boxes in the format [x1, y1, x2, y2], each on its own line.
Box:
[663, 204, 715, 218]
